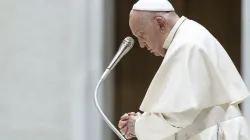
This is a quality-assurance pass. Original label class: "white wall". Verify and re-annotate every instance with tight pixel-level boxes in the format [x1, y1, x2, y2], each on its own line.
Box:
[241, 0, 250, 124]
[0, 0, 114, 139]
[70, 0, 115, 140]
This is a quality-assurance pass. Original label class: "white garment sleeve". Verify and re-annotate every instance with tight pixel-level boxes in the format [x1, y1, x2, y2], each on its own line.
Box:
[135, 109, 201, 140]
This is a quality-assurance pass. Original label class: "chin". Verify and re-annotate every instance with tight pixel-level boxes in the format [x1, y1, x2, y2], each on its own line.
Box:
[160, 53, 166, 57]
[153, 52, 164, 57]
[153, 52, 161, 57]
[159, 51, 167, 57]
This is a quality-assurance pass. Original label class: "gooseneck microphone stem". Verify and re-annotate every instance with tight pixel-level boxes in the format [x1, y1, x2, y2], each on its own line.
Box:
[94, 73, 126, 140]
[94, 37, 134, 140]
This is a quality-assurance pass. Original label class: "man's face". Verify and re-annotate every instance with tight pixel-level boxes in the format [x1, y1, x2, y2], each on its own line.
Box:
[129, 11, 166, 57]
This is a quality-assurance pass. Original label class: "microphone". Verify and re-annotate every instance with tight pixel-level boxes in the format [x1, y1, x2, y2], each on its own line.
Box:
[94, 37, 134, 140]
[101, 36, 135, 80]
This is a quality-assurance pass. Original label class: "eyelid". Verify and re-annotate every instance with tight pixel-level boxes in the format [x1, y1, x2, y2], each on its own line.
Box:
[139, 35, 145, 39]
[136, 33, 144, 38]
[138, 40, 145, 47]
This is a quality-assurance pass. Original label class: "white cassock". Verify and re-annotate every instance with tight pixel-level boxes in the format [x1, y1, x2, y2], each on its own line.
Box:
[133, 13, 250, 140]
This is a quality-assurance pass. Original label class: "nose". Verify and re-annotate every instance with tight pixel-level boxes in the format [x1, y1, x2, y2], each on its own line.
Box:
[142, 45, 147, 49]
[139, 42, 146, 48]
[144, 44, 150, 50]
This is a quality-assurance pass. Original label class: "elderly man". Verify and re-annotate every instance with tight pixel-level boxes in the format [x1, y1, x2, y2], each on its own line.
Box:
[118, 0, 250, 140]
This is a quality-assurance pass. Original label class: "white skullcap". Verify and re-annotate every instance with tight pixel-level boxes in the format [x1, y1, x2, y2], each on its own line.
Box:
[132, 0, 175, 11]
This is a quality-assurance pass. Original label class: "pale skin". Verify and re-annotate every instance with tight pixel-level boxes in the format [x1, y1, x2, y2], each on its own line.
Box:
[118, 10, 180, 139]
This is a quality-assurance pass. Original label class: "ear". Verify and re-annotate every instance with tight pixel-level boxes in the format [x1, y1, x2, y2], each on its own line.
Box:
[155, 17, 167, 33]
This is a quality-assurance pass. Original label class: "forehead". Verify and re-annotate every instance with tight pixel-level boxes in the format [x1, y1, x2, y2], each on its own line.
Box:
[129, 11, 144, 36]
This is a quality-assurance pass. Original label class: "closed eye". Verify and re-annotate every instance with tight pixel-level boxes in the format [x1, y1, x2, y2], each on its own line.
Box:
[138, 40, 146, 48]
[138, 35, 145, 40]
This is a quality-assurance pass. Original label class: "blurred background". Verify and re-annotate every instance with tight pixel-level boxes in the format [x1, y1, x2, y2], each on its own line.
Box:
[0, 0, 250, 140]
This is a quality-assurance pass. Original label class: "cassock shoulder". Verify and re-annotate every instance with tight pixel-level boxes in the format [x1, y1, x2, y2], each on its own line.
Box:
[166, 40, 208, 62]
[140, 39, 211, 113]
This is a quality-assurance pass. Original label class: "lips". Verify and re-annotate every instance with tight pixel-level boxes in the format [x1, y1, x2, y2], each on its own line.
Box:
[147, 48, 153, 53]
[146, 46, 154, 53]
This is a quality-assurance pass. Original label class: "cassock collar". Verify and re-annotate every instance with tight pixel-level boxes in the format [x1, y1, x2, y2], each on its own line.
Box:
[163, 16, 187, 49]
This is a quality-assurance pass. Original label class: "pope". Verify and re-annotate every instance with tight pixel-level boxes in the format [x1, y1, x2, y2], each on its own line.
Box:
[118, 0, 250, 140]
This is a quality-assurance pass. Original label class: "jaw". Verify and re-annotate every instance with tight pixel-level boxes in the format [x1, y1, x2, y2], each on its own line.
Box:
[151, 51, 162, 57]
[154, 47, 167, 57]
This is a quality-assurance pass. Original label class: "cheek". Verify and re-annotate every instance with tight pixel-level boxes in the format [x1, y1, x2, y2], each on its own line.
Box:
[152, 32, 163, 46]
[146, 36, 158, 48]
